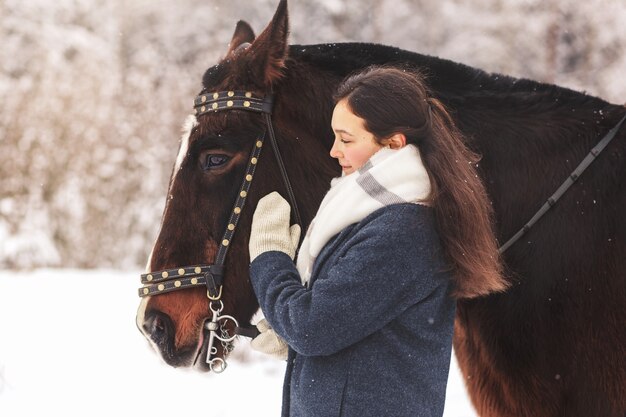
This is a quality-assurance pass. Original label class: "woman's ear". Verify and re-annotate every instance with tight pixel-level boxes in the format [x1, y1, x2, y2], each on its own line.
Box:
[385, 133, 406, 149]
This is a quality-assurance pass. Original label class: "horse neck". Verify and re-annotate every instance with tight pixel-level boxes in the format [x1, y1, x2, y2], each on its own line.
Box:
[272, 61, 342, 228]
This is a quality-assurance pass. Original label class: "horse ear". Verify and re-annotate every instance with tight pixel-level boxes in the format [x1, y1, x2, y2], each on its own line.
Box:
[226, 20, 256, 56]
[248, 0, 289, 86]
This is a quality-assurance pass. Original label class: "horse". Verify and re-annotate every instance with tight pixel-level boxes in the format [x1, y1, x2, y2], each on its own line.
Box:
[135, 1, 626, 416]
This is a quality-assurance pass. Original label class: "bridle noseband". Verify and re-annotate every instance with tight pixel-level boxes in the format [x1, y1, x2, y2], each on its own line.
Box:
[138, 89, 301, 372]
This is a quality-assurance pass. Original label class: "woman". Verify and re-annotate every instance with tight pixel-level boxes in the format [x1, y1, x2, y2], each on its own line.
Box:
[248, 66, 507, 417]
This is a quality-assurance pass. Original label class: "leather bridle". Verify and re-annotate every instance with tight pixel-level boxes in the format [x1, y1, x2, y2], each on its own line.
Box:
[138, 89, 301, 372]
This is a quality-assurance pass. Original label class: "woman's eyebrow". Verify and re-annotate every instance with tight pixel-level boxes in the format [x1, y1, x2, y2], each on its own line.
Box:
[333, 128, 353, 136]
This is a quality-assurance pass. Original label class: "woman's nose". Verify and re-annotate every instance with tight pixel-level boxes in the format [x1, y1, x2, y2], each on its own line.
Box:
[329, 140, 341, 159]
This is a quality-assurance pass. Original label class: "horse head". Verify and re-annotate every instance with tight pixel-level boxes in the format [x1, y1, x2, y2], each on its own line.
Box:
[136, 0, 338, 372]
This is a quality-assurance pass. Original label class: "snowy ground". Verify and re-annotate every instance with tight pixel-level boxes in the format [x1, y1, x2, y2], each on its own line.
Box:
[0, 269, 477, 417]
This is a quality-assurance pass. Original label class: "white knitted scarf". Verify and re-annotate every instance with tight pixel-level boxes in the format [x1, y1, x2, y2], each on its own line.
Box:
[296, 145, 432, 285]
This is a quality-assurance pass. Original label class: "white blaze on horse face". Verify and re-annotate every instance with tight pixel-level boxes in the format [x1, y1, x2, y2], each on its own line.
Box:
[173, 114, 198, 178]
[136, 296, 150, 336]
[136, 115, 198, 348]
[136, 250, 155, 336]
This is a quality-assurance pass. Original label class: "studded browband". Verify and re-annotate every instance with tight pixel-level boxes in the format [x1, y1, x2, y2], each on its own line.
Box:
[194, 90, 273, 116]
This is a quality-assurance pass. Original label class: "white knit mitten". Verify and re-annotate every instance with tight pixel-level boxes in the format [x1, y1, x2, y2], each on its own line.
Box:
[249, 192, 301, 262]
[250, 319, 289, 360]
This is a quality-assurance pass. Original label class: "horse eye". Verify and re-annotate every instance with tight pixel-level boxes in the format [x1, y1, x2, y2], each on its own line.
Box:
[202, 154, 230, 170]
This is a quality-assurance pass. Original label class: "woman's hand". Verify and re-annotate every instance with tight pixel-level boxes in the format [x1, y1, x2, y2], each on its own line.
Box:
[249, 191, 301, 262]
[250, 318, 289, 360]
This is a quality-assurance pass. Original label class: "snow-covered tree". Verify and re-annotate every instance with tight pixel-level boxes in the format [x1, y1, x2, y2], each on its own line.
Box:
[1, 0, 624, 269]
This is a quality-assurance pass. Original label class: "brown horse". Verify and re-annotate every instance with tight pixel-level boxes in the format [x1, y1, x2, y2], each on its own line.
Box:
[136, 1, 626, 416]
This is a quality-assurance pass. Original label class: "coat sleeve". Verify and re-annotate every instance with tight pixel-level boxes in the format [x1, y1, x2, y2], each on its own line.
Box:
[249, 204, 449, 357]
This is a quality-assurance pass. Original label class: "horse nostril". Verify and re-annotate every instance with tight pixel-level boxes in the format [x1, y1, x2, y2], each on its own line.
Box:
[142, 310, 187, 367]
[153, 315, 166, 335]
[143, 311, 174, 347]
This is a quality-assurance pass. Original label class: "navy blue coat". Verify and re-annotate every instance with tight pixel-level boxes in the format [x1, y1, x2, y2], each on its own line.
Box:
[250, 203, 456, 417]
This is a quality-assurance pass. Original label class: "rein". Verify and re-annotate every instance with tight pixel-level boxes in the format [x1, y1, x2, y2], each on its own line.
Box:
[138, 89, 300, 372]
[499, 113, 626, 253]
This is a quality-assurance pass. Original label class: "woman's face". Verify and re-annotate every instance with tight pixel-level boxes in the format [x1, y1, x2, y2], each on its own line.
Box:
[330, 99, 383, 175]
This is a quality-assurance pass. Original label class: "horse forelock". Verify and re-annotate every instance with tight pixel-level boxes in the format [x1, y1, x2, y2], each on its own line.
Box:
[202, 58, 267, 94]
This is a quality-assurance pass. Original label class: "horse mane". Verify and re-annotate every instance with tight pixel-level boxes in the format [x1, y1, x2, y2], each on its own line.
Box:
[289, 42, 611, 108]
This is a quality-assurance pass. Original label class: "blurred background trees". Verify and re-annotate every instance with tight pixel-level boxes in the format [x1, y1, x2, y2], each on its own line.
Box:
[1, 0, 624, 269]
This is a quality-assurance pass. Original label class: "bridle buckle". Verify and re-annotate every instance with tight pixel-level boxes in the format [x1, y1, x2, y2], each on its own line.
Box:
[207, 285, 223, 301]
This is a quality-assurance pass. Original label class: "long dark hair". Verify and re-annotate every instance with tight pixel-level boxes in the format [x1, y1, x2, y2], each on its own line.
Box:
[334, 66, 507, 298]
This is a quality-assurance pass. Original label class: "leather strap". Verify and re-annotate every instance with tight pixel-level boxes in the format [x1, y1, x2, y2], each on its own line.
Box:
[499, 112, 626, 253]
[235, 325, 261, 339]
